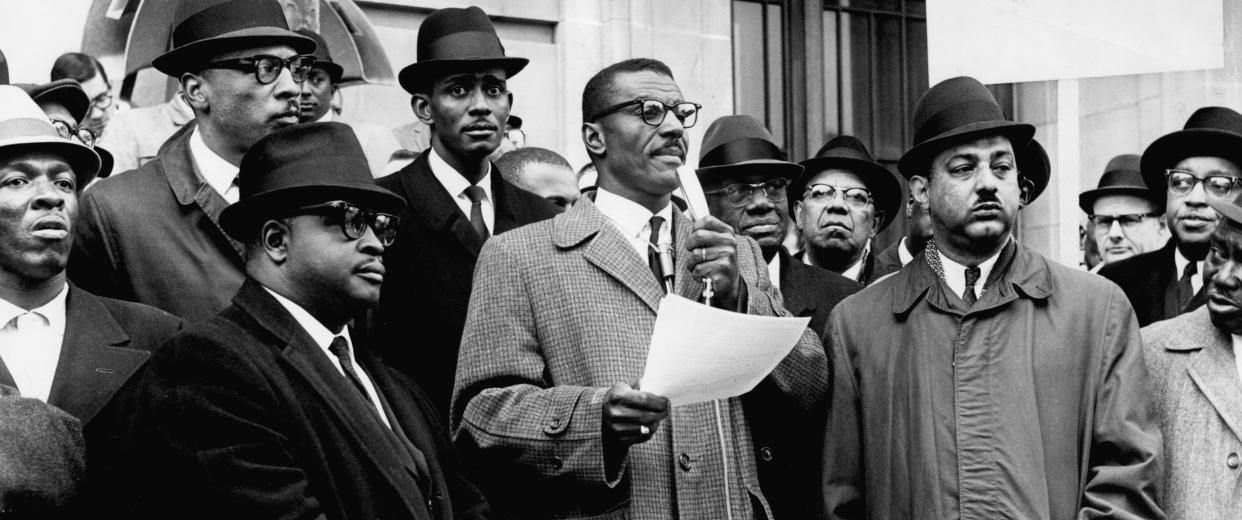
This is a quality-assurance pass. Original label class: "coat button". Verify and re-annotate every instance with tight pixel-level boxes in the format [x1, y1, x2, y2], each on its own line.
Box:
[551, 456, 563, 470]
[760, 446, 774, 462]
[549, 417, 561, 428]
[1228, 453, 1240, 469]
[678, 453, 693, 471]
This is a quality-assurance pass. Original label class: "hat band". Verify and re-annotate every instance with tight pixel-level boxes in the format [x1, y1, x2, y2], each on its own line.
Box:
[700, 138, 785, 169]
[0, 118, 59, 141]
[914, 98, 1007, 143]
[422, 31, 508, 63]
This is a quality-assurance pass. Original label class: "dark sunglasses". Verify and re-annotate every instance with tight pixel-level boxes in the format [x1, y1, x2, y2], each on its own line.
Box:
[200, 54, 316, 85]
[288, 200, 399, 246]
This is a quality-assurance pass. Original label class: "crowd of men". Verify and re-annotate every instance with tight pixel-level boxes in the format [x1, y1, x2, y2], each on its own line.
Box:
[3, 1, 1242, 518]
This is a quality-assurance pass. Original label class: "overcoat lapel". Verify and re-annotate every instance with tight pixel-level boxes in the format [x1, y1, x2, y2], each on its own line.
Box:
[398, 152, 486, 256]
[162, 122, 246, 260]
[491, 168, 520, 235]
[778, 251, 814, 317]
[556, 198, 665, 314]
[1187, 334, 1242, 444]
[46, 287, 150, 424]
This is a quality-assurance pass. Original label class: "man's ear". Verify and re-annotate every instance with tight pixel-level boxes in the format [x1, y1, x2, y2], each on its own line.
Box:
[181, 72, 209, 112]
[792, 200, 806, 229]
[411, 94, 434, 126]
[905, 194, 916, 217]
[871, 210, 885, 237]
[260, 219, 291, 264]
[1018, 177, 1035, 208]
[582, 121, 606, 157]
[910, 175, 930, 210]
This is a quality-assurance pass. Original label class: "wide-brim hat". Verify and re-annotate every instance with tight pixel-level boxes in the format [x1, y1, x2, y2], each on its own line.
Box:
[152, 0, 316, 77]
[695, 115, 802, 191]
[1078, 154, 1150, 213]
[296, 29, 343, 82]
[1140, 106, 1242, 209]
[0, 86, 100, 187]
[1018, 138, 1050, 205]
[898, 76, 1035, 180]
[795, 135, 902, 231]
[219, 122, 405, 241]
[1209, 191, 1242, 228]
[398, 6, 528, 94]
[17, 80, 115, 179]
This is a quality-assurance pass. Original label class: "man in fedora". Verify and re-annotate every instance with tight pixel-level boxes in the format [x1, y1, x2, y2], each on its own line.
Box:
[18, 79, 117, 180]
[873, 191, 934, 271]
[1100, 107, 1242, 326]
[696, 114, 859, 519]
[375, 5, 558, 418]
[0, 85, 182, 511]
[124, 122, 489, 519]
[1081, 154, 1167, 269]
[793, 135, 903, 285]
[294, 29, 400, 177]
[821, 76, 1162, 519]
[70, 0, 317, 322]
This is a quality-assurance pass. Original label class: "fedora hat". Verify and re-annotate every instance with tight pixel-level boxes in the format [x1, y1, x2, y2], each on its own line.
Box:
[398, 6, 528, 94]
[16, 80, 115, 179]
[1017, 138, 1050, 205]
[898, 76, 1035, 180]
[795, 135, 902, 231]
[219, 122, 405, 241]
[296, 30, 343, 82]
[1077, 154, 1152, 213]
[0, 86, 100, 187]
[152, 0, 316, 77]
[695, 115, 802, 191]
[1141, 106, 1242, 208]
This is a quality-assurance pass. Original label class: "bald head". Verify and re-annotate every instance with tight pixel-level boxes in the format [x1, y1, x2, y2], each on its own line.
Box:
[496, 147, 579, 211]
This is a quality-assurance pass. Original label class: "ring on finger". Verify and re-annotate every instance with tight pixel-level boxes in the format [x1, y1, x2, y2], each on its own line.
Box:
[698, 248, 706, 262]
[640, 425, 651, 436]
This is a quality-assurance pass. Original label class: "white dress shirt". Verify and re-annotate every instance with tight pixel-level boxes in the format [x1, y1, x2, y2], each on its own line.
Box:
[189, 127, 241, 203]
[938, 245, 1004, 301]
[594, 187, 674, 262]
[805, 239, 872, 282]
[1174, 247, 1205, 296]
[0, 285, 69, 402]
[1233, 334, 1242, 385]
[429, 147, 494, 234]
[897, 236, 916, 266]
[262, 287, 390, 427]
[767, 255, 782, 290]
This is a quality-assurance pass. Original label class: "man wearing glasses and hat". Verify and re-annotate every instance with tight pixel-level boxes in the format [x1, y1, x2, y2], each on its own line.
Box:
[821, 77, 1162, 519]
[1100, 107, 1242, 326]
[1080, 154, 1167, 270]
[375, 5, 558, 419]
[17, 79, 117, 180]
[124, 123, 489, 519]
[71, 0, 317, 322]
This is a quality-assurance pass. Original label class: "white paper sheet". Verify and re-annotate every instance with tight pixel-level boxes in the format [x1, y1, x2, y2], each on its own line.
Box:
[638, 295, 811, 406]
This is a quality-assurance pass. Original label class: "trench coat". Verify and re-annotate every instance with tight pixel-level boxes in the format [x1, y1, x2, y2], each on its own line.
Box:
[1142, 307, 1242, 517]
[823, 242, 1164, 519]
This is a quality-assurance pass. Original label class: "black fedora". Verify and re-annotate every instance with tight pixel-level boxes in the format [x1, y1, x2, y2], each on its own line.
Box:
[296, 30, 343, 82]
[795, 135, 902, 231]
[695, 115, 802, 191]
[16, 80, 115, 179]
[219, 122, 405, 241]
[151, 0, 316, 77]
[898, 76, 1035, 180]
[1141, 106, 1242, 208]
[398, 6, 528, 94]
[1078, 154, 1152, 213]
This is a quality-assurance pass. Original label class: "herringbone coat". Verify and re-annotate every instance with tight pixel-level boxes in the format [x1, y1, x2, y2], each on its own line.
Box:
[451, 196, 828, 520]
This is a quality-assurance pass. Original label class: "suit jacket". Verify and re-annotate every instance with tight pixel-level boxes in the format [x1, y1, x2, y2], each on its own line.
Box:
[126, 279, 489, 520]
[872, 238, 906, 274]
[1100, 241, 1205, 326]
[375, 151, 558, 419]
[452, 197, 828, 519]
[795, 246, 897, 286]
[1142, 307, 1242, 518]
[70, 123, 246, 322]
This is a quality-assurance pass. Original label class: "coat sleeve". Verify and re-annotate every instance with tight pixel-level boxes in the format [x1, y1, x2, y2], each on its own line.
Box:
[821, 308, 866, 520]
[68, 187, 125, 301]
[1079, 287, 1165, 519]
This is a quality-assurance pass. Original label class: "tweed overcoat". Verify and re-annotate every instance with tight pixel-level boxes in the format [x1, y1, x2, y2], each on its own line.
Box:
[1142, 307, 1242, 517]
[451, 196, 828, 520]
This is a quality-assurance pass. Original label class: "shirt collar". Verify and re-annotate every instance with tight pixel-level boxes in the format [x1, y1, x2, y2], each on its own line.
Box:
[315, 111, 334, 123]
[840, 241, 872, 282]
[767, 254, 781, 290]
[0, 284, 68, 332]
[261, 286, 348, 350]
[898, 236, 915, 265]
[189, 127, 240, 197]
[594, 187, 674, 241]
[938, 241, 1005, 297]
[428, 146, 492, 202]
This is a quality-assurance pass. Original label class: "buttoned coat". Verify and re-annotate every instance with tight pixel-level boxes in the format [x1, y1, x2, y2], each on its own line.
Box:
[126, 279, 489, 520]
[452, 196, 828, 520]
[1142, 307, 1242, 517]
[70, 123, 246, 322]
[375, 151, 558, 419]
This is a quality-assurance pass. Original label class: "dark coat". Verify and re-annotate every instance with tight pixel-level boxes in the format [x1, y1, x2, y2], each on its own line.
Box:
[1099, 241, 1206, 326]
[70, 122, 247, 322]
[823, 243, 1163, 519]
[375, 151, 558, 418]
[126, 279, 489, 520]
[745, 249, 860, 520]
[795, 246, 898, 286]
[872, 238, 906, 274]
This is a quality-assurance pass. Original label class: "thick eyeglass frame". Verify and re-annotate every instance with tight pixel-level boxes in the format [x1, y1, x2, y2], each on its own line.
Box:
[803, 183, 873, 208]
[90, 90, 114, 110]
[589, 98, 702, 128]
[49, 119, 96, 148]
[199, 54, 317, 85]
[1088, 212, 1162, 234]
[1165, 169, 1242, 199]
[286, 200, 400, 246]
[705, 178, 791, 207]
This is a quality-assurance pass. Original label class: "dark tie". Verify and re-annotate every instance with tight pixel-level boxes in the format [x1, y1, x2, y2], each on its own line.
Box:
[328, 336, 372, 402]
[464, 184, 490, 241]
[1178, 261, 1197, 310]
[647, 216, 667, 292]
[963, 266, 982, 306]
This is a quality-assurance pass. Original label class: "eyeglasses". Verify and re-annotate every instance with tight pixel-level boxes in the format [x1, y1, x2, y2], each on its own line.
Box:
[1166, 169, 1242, 199]
[200, 54, 317, 85]
[1088, 212, 1161, 234]
[804, 183, 872, 208]
[705, 178, 791, 207]
[589, 98, 702, 128]
[90, 91, 114, 110]
[50, 119, 96, 148]
[289, 200, 400, 246]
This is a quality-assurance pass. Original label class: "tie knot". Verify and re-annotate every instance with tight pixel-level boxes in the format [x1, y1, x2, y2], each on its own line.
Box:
[647, 216, 665, 245]
[964, 266, 982, 288]
[328, 335, 350, 358]
[464, 185, 487, 203]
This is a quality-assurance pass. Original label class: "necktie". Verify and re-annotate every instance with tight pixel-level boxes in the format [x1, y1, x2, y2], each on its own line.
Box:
[464, 185, 490, 241]
[963, 266, 982, 306]
[328, 336, 373, 403]
[647, 216, 668, 292]
[1178, 261, 1197, 310]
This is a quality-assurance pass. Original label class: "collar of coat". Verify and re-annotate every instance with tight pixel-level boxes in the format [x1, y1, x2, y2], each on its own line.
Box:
[890, 238, 1054, 315]
[1160, 306, 1229, 352]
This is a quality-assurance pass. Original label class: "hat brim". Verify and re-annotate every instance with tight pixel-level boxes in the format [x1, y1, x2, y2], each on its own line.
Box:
[1141, 129, 1242, 209]
[152, 28, 317, 76]
[316, 62, 344, 83]
[95, 146, 114, 179]
[398, 57, 529, 94]
[1077, 186, 1157, 214]
[0, 137, 100, 187]
[219, 183, 406, 242]
[897, 121, 1035, 179]
[793, 156, 904, 232]
[22, 81, 89, 123]
[1209, 196, 1242, 227]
